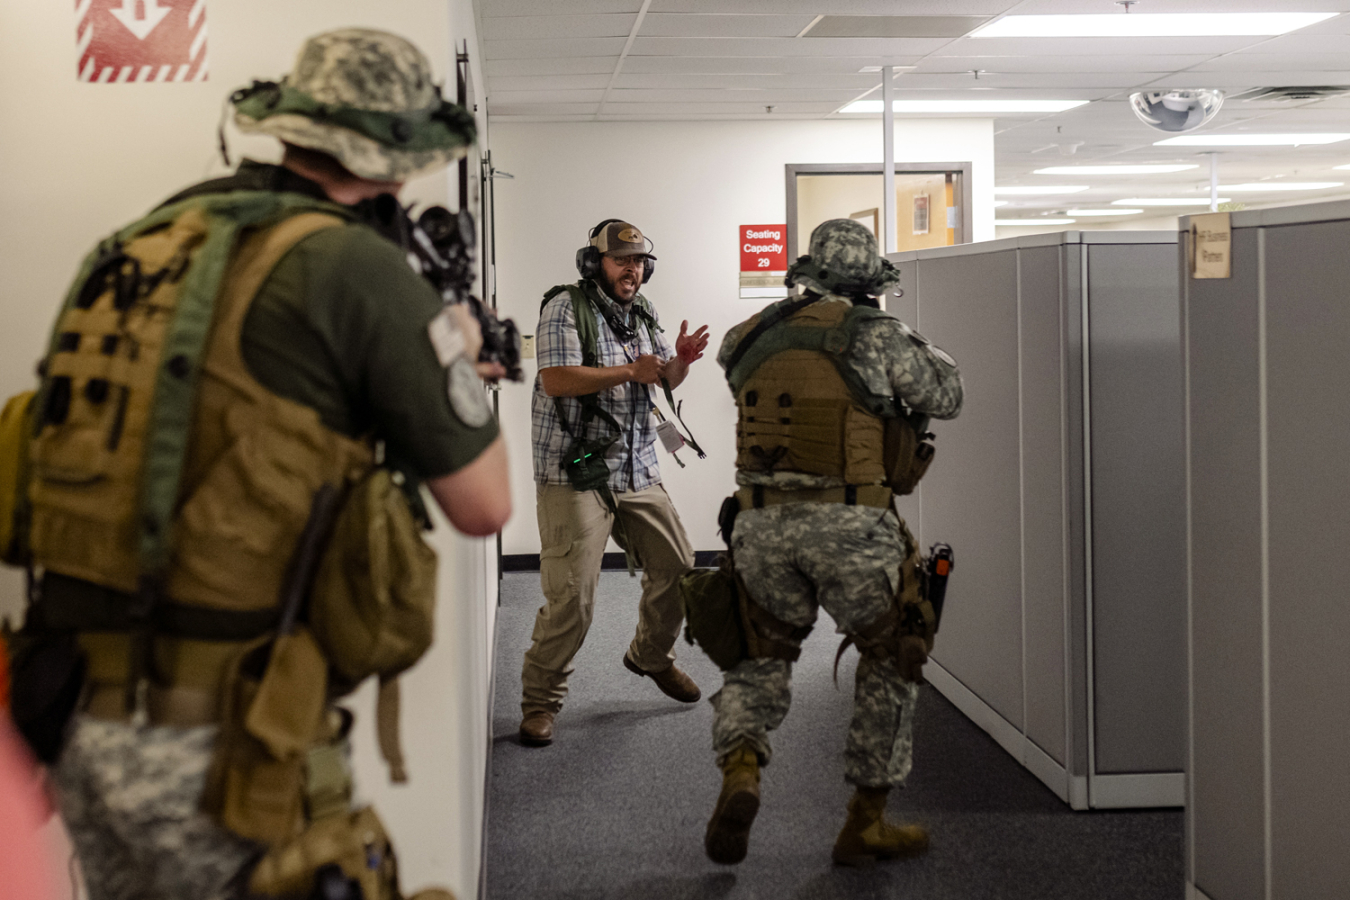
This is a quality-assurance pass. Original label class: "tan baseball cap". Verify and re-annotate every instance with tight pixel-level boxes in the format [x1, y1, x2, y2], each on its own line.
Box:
[592, 221, 655, 259]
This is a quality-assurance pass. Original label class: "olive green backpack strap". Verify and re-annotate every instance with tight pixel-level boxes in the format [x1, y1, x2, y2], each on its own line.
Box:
[726, 301, 900, 419]
[138, 192, 351, 579]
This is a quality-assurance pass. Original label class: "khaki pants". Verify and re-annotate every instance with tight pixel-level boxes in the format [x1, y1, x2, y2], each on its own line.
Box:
[522, 482, 695, 715]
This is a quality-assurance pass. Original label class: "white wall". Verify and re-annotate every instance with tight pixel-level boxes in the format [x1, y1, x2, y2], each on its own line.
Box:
[0, 1, 492, 896]
[488, 118, 995, 556]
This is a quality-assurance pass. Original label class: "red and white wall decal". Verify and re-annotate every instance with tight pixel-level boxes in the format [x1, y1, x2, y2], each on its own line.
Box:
[76, 0, 208, 83]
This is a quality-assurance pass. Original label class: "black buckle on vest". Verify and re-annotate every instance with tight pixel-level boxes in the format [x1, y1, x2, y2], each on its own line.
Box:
[752, 485, 764, 508]
[845, 485, 857, 506]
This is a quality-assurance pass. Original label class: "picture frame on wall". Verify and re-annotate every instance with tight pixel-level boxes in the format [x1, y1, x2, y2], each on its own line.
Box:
[913, 194, 930, 235]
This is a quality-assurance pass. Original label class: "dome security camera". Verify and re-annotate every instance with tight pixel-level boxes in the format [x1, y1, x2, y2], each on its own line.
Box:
[1129, 89, 1225, 133]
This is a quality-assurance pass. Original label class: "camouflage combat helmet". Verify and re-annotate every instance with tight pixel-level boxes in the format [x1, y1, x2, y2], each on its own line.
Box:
[785, 218, 900, 297]
[232, 28, 476, 182]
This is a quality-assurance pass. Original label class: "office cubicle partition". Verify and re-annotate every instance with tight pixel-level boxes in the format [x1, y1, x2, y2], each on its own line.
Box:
[888, 231, 1186, 810]
[1181, 202, 1350, 900]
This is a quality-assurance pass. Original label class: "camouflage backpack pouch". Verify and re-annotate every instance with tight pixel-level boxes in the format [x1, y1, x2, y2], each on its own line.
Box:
[309, 468, 437, 691]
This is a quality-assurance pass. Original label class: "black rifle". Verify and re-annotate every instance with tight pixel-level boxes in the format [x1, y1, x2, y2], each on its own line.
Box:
[355, 195, 523, 382]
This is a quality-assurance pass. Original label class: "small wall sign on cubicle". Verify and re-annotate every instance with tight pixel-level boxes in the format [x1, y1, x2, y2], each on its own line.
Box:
[78, 0, 209, 83]
[738, 224, 788, 299]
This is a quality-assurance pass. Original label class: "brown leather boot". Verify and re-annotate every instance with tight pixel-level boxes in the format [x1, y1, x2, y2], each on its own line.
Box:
[623, 654, 701, 703]
[704, 742, 761, 865]
[831, 786, 929, 867]
[519, 711, 555, 746]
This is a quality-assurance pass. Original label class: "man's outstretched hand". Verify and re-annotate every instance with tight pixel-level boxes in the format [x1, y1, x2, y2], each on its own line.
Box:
[675, 320, 710, 364]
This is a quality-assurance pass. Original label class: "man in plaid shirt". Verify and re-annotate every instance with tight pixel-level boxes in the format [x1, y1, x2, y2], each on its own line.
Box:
[519, 219, 710, 747]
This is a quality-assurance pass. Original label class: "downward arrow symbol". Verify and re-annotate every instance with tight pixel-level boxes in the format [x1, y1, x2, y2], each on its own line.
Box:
[109, 0, 172, 41]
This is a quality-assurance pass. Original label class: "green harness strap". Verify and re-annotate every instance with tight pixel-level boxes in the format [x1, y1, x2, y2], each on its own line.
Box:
[726, 298, 901, 419]
[541, 281, 705, 459]
[36, 191, 352, 589]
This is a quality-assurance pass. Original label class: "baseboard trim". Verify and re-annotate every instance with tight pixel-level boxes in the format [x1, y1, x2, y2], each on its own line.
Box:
[1090, 772, 1185, 809]
[501, 550, 723, 572]
[925, 660, 1184, 810]
[1024, 737, 1070, 806]
[1186, 882, 1216, 900]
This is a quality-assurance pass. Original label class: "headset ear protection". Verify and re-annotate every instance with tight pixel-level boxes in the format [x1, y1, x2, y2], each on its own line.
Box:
[576, 218, 656, 284]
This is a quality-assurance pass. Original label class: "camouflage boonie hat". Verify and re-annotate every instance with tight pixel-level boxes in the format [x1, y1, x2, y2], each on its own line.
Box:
[786, 218, 900, 296]
[232, 29, 476, 182]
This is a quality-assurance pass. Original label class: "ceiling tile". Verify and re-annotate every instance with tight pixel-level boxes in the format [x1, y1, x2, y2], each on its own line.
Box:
[640, 14, 818, 38]
[482, 14, 636, 41]
[482, 0, 643, 14]
[484, 38, 629, 59]
[1190, 53, 1350, 73]
[894, 73, 1167, 90]
[915, 55, 1211, 74]
[615, 72, 882, 90]
[938, 36, 1268, 57]
[490, 102, 603, 116]
[629, 37, 953, 57]
[490, 90, 608, 104]
[490, 75, 615, 92]
[485, 57, 617, 77]
[1236, 33, 1350, 55]
[1140, 72, 1350, 90]
[598, 101, 845, 114]
[601, 87, 863, 104]
[650, 0, 1015, 12]
[805, 16, 991, 39]
[1013, 0, 1350, 10]
[622, 56, 924, 74]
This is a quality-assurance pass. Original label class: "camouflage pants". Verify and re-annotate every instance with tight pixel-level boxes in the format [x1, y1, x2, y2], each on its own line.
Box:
[53, 715, 262, 900]
[710, 503, 920, 789]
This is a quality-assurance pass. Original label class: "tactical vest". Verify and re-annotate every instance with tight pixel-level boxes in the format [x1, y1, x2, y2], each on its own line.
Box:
[727, 298, 899, 484]
[25, 192, 375, 717]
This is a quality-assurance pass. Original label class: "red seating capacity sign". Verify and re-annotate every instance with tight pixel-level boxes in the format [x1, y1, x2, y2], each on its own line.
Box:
[740, 225, 787, 273]
[77, 0, 208, 83]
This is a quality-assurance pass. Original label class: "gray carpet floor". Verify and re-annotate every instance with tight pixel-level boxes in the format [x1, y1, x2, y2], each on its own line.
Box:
[486, 571, 1183, 900]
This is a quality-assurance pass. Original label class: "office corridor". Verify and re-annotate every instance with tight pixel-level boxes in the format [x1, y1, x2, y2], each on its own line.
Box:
[485, 572, 1182, 899]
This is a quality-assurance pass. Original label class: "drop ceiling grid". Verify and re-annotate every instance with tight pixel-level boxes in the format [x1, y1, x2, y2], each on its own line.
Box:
[480, 13, 637, 40]
[476, 0, 1350, 208]
[647, 0, 1018, 13]
[638, 14, 820, 38]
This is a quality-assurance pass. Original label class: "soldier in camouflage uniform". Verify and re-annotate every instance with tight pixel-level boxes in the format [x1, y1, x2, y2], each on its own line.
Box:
[43, 29, 508, 900]
[705, 218, 963, 866]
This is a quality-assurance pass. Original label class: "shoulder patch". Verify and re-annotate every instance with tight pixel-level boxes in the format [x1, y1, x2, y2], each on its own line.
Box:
[447, 357, 492, 428]
[428, 307, 466, 366]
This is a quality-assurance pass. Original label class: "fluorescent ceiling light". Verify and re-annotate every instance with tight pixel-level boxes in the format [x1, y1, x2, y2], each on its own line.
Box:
[995, 185, 1088, 195]
[842, 99, 1088, 114]
[996, 218, 1076, 226]
[1114, 198, 1231, 206]
[1220, 182, 1343, 191]
[1156, 134, 1350, 146]
[1334, 164, 1350, 170]
[1034, 164, 1198, 175]
[993, 200, 1009, 207]
[1066, 209, 1143, 216]
[972, 13, 1335, 39]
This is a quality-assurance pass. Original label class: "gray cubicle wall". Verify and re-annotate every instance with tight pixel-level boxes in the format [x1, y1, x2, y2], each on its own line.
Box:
[889, 231, 1186, 810]
[1181, 202, 1350, 900]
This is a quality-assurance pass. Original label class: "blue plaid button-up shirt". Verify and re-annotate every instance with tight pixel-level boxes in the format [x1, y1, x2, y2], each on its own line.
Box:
[531, 281, 674, 491]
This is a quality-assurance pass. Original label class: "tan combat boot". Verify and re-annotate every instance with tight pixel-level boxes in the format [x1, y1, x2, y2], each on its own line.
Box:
[704, 742, 761, 865]
[831, 786, 929, 867]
